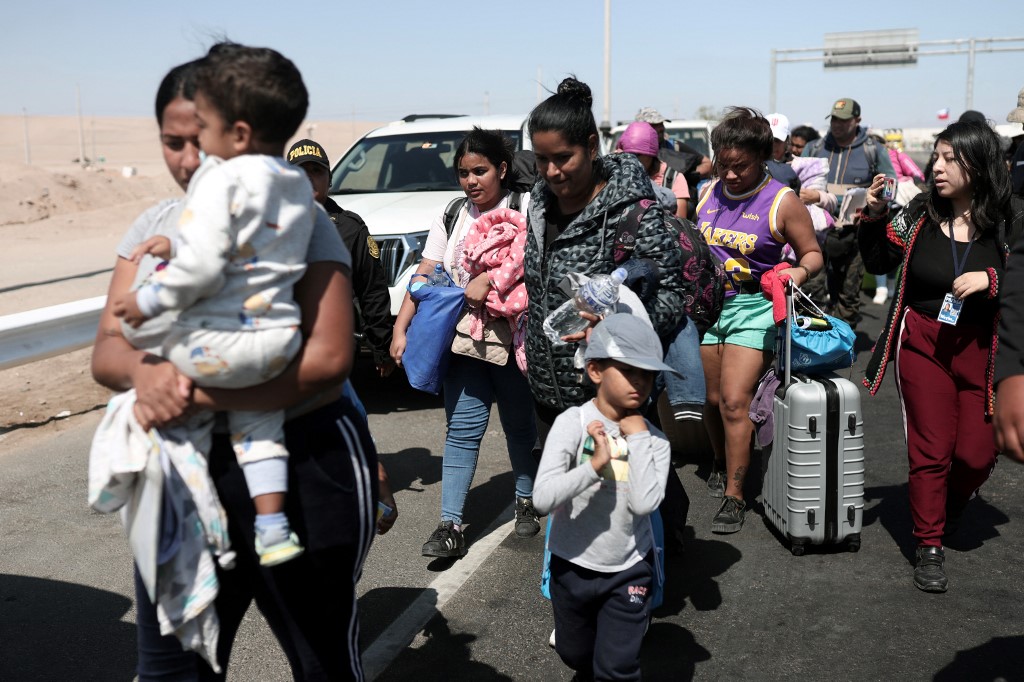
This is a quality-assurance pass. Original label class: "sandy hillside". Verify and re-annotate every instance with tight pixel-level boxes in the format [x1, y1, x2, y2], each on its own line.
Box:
[0, 115, 382, 435]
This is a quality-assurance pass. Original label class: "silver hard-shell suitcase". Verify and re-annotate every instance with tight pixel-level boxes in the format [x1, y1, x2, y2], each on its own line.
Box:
[761, 282, 865, 555]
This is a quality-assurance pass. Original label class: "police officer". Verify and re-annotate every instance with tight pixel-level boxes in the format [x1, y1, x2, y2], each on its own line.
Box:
[287, 138, 394, 375]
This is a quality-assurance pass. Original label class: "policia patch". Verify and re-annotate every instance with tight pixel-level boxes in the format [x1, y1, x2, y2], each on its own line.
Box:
[367, 236, 380, 259]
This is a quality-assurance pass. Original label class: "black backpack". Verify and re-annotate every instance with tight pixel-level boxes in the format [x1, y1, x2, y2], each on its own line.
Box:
[443, 193, 526, 238]
[616, 199, 727, 336]
[658, 144, 703, 190]
[443, 149, 537, 238]
[658, 143, 704, 220]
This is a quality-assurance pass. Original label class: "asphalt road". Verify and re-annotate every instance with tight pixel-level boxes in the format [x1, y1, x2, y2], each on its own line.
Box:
[2, 294, 1023, 681]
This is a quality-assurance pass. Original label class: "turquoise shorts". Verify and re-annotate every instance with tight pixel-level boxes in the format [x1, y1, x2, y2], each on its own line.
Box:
[701, 293, 776, 351]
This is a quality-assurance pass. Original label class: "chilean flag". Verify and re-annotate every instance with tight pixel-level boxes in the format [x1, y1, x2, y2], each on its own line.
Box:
[937, 108, 950, 120]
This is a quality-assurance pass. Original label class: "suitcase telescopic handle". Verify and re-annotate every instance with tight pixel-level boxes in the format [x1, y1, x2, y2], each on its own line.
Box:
[777, 278, 794, 389]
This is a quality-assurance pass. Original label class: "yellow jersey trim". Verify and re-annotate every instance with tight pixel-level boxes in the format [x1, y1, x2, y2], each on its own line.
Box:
[721, 173, 771, 201]
[695, 179, 716, 216]
[768, 186, 792, 244]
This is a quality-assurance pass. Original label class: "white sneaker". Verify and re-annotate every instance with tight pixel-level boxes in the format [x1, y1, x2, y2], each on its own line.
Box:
[548, 628, 556, 649]
[872, 287, 888, 305]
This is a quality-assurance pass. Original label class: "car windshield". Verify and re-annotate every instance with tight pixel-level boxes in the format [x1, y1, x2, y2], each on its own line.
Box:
[607, 126, 710, 158]
[330, 130, 523, 194]
[665, 128, 710, 157]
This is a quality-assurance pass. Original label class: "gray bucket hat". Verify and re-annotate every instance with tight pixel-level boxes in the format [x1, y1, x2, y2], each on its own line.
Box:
[584, 314, 680, 375]
[635, 107, 670, 125]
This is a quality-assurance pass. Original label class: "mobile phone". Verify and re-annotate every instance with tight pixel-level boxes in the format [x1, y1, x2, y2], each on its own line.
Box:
[882, 177, 897, 202]
[377, 501, 393, 522]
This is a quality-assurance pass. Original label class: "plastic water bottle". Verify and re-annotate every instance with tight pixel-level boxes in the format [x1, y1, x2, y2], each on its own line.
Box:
[543, 268, 628, 344]
[427, 263, 448, 287]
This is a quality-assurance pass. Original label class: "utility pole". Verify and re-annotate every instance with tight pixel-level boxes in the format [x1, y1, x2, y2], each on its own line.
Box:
[22, 108, 30, 165]
[601, 0, 611, 129]
[537, 66, 543, 104]
[76, 84, 86, 167]
[966, 37, 976, 109]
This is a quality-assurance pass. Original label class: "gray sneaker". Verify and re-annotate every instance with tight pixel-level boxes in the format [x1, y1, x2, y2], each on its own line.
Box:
[515, 497, 541, 538]
[707, 467, 726, 498]
[711, 496, 746, 534]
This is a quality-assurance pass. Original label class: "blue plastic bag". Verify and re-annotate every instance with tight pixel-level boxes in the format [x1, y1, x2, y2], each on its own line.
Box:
[402, 272, 465, 394]
[781, 285, 857, 374]
[541, 511, 665, 610]
[788, 314, 856, 374]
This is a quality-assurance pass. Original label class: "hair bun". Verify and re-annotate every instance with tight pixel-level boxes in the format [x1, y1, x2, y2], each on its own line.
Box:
[556, 77, 593, 108]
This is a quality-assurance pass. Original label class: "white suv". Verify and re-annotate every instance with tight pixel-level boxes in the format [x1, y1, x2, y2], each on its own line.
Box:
[328, 114, 530, 315]
[604, 119, 716, 158]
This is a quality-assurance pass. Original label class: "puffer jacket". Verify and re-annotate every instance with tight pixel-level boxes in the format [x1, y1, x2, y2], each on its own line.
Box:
[525, 154, 686, 409]
[859, 193, 1024, 416]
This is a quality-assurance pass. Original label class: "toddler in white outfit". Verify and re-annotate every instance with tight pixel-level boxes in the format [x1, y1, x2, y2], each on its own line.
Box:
[114, 43, 318, 566]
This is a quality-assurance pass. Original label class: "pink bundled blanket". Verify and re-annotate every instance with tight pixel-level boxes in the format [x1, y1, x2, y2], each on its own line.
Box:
[460, 207, 529, 373]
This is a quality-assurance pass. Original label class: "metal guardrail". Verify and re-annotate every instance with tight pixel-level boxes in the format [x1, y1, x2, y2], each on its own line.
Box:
[0, 297, 105, 371]
[0, 296, 373, 373]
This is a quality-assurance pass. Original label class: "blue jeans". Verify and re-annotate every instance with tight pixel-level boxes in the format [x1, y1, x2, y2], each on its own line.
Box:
[441, 354, 538, 525]
[660, 317, 706, 421]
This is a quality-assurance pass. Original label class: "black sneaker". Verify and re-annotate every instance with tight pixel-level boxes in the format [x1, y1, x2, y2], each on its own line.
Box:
[707, 468, 726, 498]
[515, 497, 541, 538]
[914, 546, 948, 593]
[421, 520, 467, 558]
[711, 496, 746, 534]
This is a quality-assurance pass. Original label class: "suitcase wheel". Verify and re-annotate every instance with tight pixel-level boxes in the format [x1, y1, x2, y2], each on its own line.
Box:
[847, 534, 861, 553]
[790, 539, 808, 556]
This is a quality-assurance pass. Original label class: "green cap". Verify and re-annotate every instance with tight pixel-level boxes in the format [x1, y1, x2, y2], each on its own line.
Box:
[828, 98, 861, 120]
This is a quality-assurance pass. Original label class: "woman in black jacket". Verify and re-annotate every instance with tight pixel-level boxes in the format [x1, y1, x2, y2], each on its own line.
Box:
[859, 120, 1024, 594]
[524, 77, 687, 432]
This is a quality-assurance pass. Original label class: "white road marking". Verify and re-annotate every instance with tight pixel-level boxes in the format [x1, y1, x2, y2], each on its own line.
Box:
[360, 503, 516, 680]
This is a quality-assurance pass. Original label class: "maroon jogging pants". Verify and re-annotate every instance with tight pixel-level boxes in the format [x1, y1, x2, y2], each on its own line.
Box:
[895, 307, 997, 547]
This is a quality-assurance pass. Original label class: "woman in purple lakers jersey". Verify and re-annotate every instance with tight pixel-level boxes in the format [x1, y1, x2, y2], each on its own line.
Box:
[695, 108, 823, 534]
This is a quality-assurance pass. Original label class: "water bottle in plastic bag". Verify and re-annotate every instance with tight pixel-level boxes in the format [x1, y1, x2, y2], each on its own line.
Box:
[542, 268, 628, 344]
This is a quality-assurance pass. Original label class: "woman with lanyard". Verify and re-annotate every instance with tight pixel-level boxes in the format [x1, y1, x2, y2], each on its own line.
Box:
[391, 128, 539, 559]
[859, 120, 1024, 593]
[694, 107, 822, 534]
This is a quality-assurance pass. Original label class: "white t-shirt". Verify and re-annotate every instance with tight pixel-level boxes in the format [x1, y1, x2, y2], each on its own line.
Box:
[421, 192, 529, 288]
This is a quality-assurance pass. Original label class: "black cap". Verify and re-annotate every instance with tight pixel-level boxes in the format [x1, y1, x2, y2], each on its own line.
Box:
[287, 139, 330, 170]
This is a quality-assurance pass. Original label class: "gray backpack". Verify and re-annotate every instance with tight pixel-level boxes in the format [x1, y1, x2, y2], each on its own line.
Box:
[804, 135, 879, 174]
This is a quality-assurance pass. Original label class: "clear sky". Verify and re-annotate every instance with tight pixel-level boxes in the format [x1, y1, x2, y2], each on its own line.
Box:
[4, 0, 1023, 129]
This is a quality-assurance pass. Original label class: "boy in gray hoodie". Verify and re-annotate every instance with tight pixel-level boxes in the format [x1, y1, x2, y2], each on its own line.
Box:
[534, 314, 675, 680]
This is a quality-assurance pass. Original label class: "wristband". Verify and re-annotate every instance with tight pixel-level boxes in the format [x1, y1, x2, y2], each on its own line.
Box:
[796, 264, 810, 281]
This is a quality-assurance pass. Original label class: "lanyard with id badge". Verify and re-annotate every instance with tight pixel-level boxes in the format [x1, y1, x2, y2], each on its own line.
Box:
[938, 227, 974, 326]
